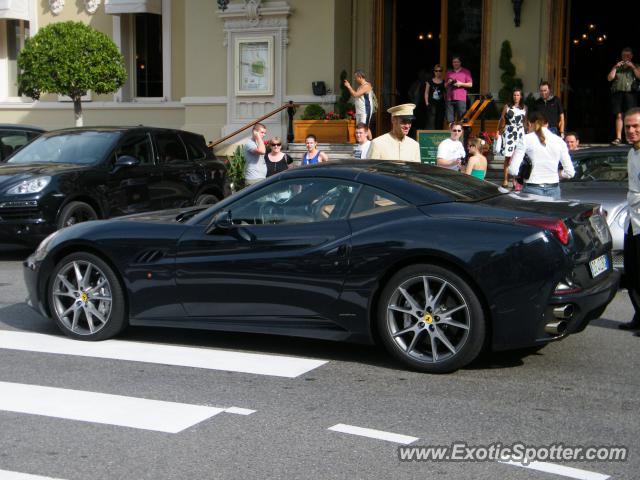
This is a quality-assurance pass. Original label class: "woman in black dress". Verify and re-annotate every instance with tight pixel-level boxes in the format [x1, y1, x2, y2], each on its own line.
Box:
[266, 137, 291, 177]
[424, 64, 446, 130]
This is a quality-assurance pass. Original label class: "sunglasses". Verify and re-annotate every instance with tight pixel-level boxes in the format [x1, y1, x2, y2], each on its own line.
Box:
[452, 129, 463, 132]
[271, 143, 282, 147]
[434, 69, 442, 72]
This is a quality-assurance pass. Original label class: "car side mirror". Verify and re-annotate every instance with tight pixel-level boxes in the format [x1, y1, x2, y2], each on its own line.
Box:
[115, 155, 140, 167]
[206, 210, 233, 234]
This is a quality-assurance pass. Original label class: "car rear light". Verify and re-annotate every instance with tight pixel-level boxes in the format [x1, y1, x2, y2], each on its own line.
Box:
[516, 217, 570, 245]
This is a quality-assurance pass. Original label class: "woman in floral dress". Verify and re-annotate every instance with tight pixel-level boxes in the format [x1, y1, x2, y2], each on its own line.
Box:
[497, 88, 527, 188]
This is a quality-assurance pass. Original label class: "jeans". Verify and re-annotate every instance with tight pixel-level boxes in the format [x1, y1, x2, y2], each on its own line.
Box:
[522, 183, 561, 200]
[446, 100, 466, 123]
[548, 126, 559, 135]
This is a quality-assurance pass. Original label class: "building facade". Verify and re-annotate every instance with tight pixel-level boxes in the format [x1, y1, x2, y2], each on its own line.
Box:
[0, 0, 634, 144]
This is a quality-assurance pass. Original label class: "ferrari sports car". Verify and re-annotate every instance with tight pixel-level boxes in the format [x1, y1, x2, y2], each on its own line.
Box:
[24, 161, 619, 373]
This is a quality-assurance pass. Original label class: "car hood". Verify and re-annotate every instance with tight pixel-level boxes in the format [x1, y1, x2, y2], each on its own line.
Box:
[561, 182, 626, 212]
[0, 163, 86, 188]
[117, 206, 208, 224]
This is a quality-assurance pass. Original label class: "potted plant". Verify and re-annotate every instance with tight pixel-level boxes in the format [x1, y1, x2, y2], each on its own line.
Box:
[292, 72, 357, 143]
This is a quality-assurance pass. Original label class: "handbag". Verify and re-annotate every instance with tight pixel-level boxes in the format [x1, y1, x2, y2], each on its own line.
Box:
[516, 154, 532, 182]
[493, 135, 503, 156]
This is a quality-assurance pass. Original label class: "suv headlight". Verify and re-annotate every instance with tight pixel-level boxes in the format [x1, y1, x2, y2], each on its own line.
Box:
[6, 176, 51, 195]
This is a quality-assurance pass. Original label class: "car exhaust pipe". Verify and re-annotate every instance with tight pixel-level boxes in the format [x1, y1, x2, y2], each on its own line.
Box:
[553, 304, 574, 319]
[545, 321, 568, 335]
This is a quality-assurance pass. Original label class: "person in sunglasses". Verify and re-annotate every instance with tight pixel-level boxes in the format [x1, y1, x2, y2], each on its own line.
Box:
[436, 121, 466, 171]
[425, 64, 446, 130]
[367, 103, 420, 162]
[265, 137, 292, 177]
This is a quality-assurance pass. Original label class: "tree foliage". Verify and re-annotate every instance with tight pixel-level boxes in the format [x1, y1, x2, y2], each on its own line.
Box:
[498, 40, 523, 105]
[17, 21, 126, 125]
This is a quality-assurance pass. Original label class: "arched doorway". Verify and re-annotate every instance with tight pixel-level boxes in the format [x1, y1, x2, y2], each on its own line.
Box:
[565, 1, 640, 143]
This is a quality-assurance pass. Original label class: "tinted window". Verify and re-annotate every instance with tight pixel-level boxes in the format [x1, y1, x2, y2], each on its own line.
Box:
[181, 133, 208, 161]
[350, 186, 408, 218]
[370, 162, 500, 201]
[7, 131, 120, 165]
[0, 131, 33, 161]
[226, 178, 360, 225]
[155, 133, 188, 164]
[572, 153, 628, 182]
[115, 133, 154, 165]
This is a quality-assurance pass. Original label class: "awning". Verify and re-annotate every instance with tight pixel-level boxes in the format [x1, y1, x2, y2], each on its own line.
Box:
[104, 0, 161, 15]
[0, 0, 29, 20]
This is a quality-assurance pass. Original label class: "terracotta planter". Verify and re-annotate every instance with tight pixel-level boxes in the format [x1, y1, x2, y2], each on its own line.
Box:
[293, 119, 356, 143]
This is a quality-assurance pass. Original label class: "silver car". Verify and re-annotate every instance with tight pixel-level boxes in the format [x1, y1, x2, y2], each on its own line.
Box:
[561, 146, 629, 271]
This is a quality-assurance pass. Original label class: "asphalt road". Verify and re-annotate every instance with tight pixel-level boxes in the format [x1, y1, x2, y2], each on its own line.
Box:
[0, 248, 638, 480]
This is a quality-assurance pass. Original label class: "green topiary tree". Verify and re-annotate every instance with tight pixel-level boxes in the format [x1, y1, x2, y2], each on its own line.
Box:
[18, 21, 126, 127]
[336, 70, 352, 118]
[498, 40, 523, 106]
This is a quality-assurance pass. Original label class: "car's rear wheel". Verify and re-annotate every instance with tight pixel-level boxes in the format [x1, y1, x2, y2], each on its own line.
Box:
[48, 252, 127, 340]
[377, 264, 485, 373]
[195, 193, 220, 206]
[57, 201, 98, 229]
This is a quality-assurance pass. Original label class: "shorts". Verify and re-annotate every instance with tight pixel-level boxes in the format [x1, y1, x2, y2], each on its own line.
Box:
[611, 91, 637, 115]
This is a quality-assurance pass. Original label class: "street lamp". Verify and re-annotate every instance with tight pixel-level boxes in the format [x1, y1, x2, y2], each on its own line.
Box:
[217, 0, 229, 11]
[512, 0, 523, 27]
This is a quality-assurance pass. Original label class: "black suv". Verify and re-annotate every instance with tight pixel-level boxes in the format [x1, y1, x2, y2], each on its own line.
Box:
[0, 126, 229, 246]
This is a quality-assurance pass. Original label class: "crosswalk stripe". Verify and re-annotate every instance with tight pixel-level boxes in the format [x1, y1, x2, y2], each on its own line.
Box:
[0, 470, 66, 480]
[0, 331, 327, 378]
[328, 423, 419, 445]
[0, 381, 224, 433]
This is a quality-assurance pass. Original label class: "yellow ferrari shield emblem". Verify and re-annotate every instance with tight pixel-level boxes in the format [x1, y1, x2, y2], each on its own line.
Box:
[81, 292, 88, 303]
[423, 314, 433, 324]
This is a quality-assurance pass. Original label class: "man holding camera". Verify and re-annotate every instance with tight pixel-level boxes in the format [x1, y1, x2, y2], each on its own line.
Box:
[445, 56, 473, 123]
[608, 47, 640, 145]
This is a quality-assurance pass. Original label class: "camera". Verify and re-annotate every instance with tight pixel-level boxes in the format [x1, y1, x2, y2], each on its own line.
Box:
[447, 78, 456, 86]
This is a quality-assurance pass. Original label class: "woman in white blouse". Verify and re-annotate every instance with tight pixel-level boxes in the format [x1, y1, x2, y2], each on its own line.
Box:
[509, 111, 575, 199]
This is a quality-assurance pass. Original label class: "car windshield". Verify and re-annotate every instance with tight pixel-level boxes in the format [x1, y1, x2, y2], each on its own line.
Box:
[7, 131, 120, 165]
[571, 153, 628, 182]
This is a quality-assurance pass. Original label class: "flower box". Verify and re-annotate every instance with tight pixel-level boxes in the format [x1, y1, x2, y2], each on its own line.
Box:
[293, 119, 355, 143]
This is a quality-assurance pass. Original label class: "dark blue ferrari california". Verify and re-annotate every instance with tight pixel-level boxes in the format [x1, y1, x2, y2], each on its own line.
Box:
[24, 161, 619, 373]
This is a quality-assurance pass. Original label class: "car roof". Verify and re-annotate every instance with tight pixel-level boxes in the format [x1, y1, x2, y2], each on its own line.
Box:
[0, 124, 46, 133]
[571, 146, 631, 158]
[40, 126, 202, 137]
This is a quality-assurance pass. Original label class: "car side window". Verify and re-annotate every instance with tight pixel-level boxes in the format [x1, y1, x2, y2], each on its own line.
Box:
[181, 133, 208, 161]
[115, 134, 153, 165]
[575, 154, 628, 182]
[225, 178, 360, 225]
[0, 131, 31, 161]
[155, 133, 189, 165]
[349, 186, 409, 218]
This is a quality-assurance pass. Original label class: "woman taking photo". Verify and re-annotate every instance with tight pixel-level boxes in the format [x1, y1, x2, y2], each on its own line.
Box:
[465, 138, 488, 180]
[265, 137, 291, 177]
[497, 88, 527, 189]
[424, 64, 446, 130]
[508, 111, 575, 199]
[301, 134, 329, 165]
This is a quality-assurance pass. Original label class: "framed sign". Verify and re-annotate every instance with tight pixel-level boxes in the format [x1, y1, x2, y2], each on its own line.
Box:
[417, 130, 450, 164]
[235, 36, 274, 96]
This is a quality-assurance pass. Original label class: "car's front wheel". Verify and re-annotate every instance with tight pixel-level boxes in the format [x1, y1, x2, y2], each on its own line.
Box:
[48, 252, 127, 340]
[377, 264, 485, 373]
[57, 201, 98, 229]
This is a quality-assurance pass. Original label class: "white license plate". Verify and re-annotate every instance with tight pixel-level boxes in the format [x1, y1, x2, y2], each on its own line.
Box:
[589, 254, 610, 278]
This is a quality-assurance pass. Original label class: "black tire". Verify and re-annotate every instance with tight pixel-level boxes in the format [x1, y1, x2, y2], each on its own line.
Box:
[57, 201, 98, 229]
[48, 252, 127, 341]
[195, 193, 220, 206]
[377, 264, 485, 373]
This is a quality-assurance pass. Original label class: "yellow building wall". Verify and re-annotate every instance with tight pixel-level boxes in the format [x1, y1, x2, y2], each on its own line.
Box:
[488, 0, 549, 98]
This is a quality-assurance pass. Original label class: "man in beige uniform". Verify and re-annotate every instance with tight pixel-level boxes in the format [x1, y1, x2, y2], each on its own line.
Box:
[367, 103, 421, 162]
